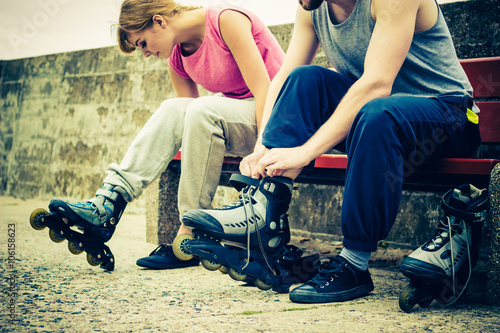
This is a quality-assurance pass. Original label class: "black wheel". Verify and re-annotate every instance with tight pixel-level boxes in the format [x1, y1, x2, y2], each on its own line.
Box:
[201, 258, 221, 271]
[86, 253, 102, 266]
[228, 267, 247, 281]
[254, 278, 273, 291]
[49, 229, 65, 243]
[172, 233, 194, 261]
[418, 298, 434, 308]
[30, 208, 49, 230]
[68, 241, 84, 255]
[399, 284, 418, 313]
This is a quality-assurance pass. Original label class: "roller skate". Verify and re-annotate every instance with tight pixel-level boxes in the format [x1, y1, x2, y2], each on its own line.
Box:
[173, 174, 301, 291]
[29, 183, 128, 271]
[399, 184, 488, 312]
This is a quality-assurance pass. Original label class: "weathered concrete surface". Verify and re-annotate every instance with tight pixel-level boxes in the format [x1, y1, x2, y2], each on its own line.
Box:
[1, 0, 499, 309]
[2, 196, 499, 332]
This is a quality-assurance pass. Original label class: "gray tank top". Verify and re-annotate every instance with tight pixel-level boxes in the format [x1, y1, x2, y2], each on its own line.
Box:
[311, 1, 474, 105]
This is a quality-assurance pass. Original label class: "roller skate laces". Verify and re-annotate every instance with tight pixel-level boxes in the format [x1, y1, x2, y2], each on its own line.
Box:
[400, 184, 488, 310]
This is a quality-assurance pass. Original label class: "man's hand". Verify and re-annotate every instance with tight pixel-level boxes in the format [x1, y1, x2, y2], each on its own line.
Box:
[255, 146, 313, 179]
[240, 144, 268, 178]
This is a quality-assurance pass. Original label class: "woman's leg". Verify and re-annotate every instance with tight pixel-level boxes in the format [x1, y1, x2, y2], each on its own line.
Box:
[178, 95, 257, 218]
[104, 98, 195, 201]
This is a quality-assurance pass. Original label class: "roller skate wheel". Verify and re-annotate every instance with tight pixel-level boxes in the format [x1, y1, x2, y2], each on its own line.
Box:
[399, 283, 418, 313]
[219, 266, 228, 274]
[48, 229, 65, 243]
[172, 233, 194, 261]
[200, 258, 222, 271]
[254, 278, 274, 291]
[30, 208, 49, 230]
[86, 253, 103, 266]
[68, 241, 84, 255]
[228, 267, 247, 281]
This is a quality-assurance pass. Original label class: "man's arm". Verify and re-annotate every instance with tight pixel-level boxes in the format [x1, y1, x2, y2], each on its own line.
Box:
[240, 5, 320, 177]
[255, 0, 426, 178]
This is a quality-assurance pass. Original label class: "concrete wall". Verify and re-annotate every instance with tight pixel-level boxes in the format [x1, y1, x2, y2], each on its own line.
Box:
[1, 0, 499, 245]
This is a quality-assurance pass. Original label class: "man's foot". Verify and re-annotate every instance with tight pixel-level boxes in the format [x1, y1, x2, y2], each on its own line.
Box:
[136, 244, 199, 269]
[289, 255, 374, 303]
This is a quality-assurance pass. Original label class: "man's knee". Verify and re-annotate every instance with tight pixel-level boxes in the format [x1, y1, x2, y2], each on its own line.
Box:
[355, 97, 397, 130]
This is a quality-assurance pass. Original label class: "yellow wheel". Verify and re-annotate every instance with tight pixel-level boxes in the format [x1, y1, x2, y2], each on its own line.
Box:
[49, 229, 65, 243]
[68, 241, 84, 255]
[399, 284, 418, 313]
[228, 267, 247, 281]
[201, 258, 221, 271]
[219, 266, 228, 274]
[30, 208, 49, 230]
[86, 253, 102, 266]
[254, 278, 274, 291]
[172, 233, 194, 261]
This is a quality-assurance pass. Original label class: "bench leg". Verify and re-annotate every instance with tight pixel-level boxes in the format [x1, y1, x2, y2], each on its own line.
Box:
[145, 168, 180, 245]
[487, 163, 500, 306]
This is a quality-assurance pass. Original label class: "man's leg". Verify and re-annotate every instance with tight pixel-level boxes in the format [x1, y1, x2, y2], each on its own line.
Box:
[341, 96, 481, 253]
[263, 65, 355, 149]
[291, 95, 481, 303]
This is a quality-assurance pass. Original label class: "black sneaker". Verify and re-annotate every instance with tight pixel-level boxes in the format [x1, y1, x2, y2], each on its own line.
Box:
[136, 244, 199, 269]
[289, 255, 374, 303]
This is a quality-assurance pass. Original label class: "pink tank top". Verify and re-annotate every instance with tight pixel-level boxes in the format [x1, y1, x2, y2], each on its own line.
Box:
[168, 7, 285, 99]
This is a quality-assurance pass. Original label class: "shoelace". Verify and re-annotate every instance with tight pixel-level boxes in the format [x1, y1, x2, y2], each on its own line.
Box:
[307, 257, 345, 287]
[239, 185, 274, 274]
[150, 244, 170, 256]
[445, 217, 472, 307]
[430, 215, 471, 307]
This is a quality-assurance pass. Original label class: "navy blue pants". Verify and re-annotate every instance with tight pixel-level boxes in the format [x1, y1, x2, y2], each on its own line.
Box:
[263, 66, 481, 252]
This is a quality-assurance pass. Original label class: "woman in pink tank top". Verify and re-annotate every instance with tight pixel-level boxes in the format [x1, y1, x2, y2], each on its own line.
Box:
[102, 0, 282, 268]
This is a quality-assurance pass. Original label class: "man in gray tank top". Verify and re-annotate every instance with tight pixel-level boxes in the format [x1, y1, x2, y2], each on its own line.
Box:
[198, 0, 482, 303]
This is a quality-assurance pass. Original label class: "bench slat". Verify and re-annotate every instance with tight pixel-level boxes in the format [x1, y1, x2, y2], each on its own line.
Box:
[313, 154, 499, 176]
[477, 101, 500, 143]
[174, 151, 499, 176]
[460, 57, 500, 99]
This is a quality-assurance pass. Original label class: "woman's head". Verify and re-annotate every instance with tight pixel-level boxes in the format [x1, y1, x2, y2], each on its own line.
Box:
[116, 0, 199, 54]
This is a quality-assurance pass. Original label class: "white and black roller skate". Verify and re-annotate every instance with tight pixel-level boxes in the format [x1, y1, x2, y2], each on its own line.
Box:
[399, 184, 488, 312]
[173, 174, 299, 291]
[29, 183, 128, 271]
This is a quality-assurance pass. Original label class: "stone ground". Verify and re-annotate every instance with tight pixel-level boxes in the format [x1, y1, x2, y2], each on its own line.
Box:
[1, 196, 499, 332]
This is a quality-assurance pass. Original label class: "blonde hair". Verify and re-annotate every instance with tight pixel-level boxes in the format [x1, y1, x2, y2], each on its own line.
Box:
[116, 0, 200, 53]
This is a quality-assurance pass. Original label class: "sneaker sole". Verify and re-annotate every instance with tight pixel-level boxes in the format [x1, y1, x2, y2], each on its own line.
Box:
[136, 259, 199, 270]
[289, 284, 374, 303]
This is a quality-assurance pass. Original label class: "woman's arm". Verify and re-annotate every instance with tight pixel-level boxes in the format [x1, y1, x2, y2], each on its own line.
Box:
[218, 10, 271, 131]
[168, 64, 199, 98]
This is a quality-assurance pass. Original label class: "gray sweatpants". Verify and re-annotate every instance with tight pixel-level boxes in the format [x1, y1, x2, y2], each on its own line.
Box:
[103, 94, 257, 219]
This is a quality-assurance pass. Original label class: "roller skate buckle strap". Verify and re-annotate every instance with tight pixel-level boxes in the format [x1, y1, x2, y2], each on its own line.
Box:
[441, 188, 488, 223]
[96, 188, 122, 202]
[229, 174, 260, 191]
